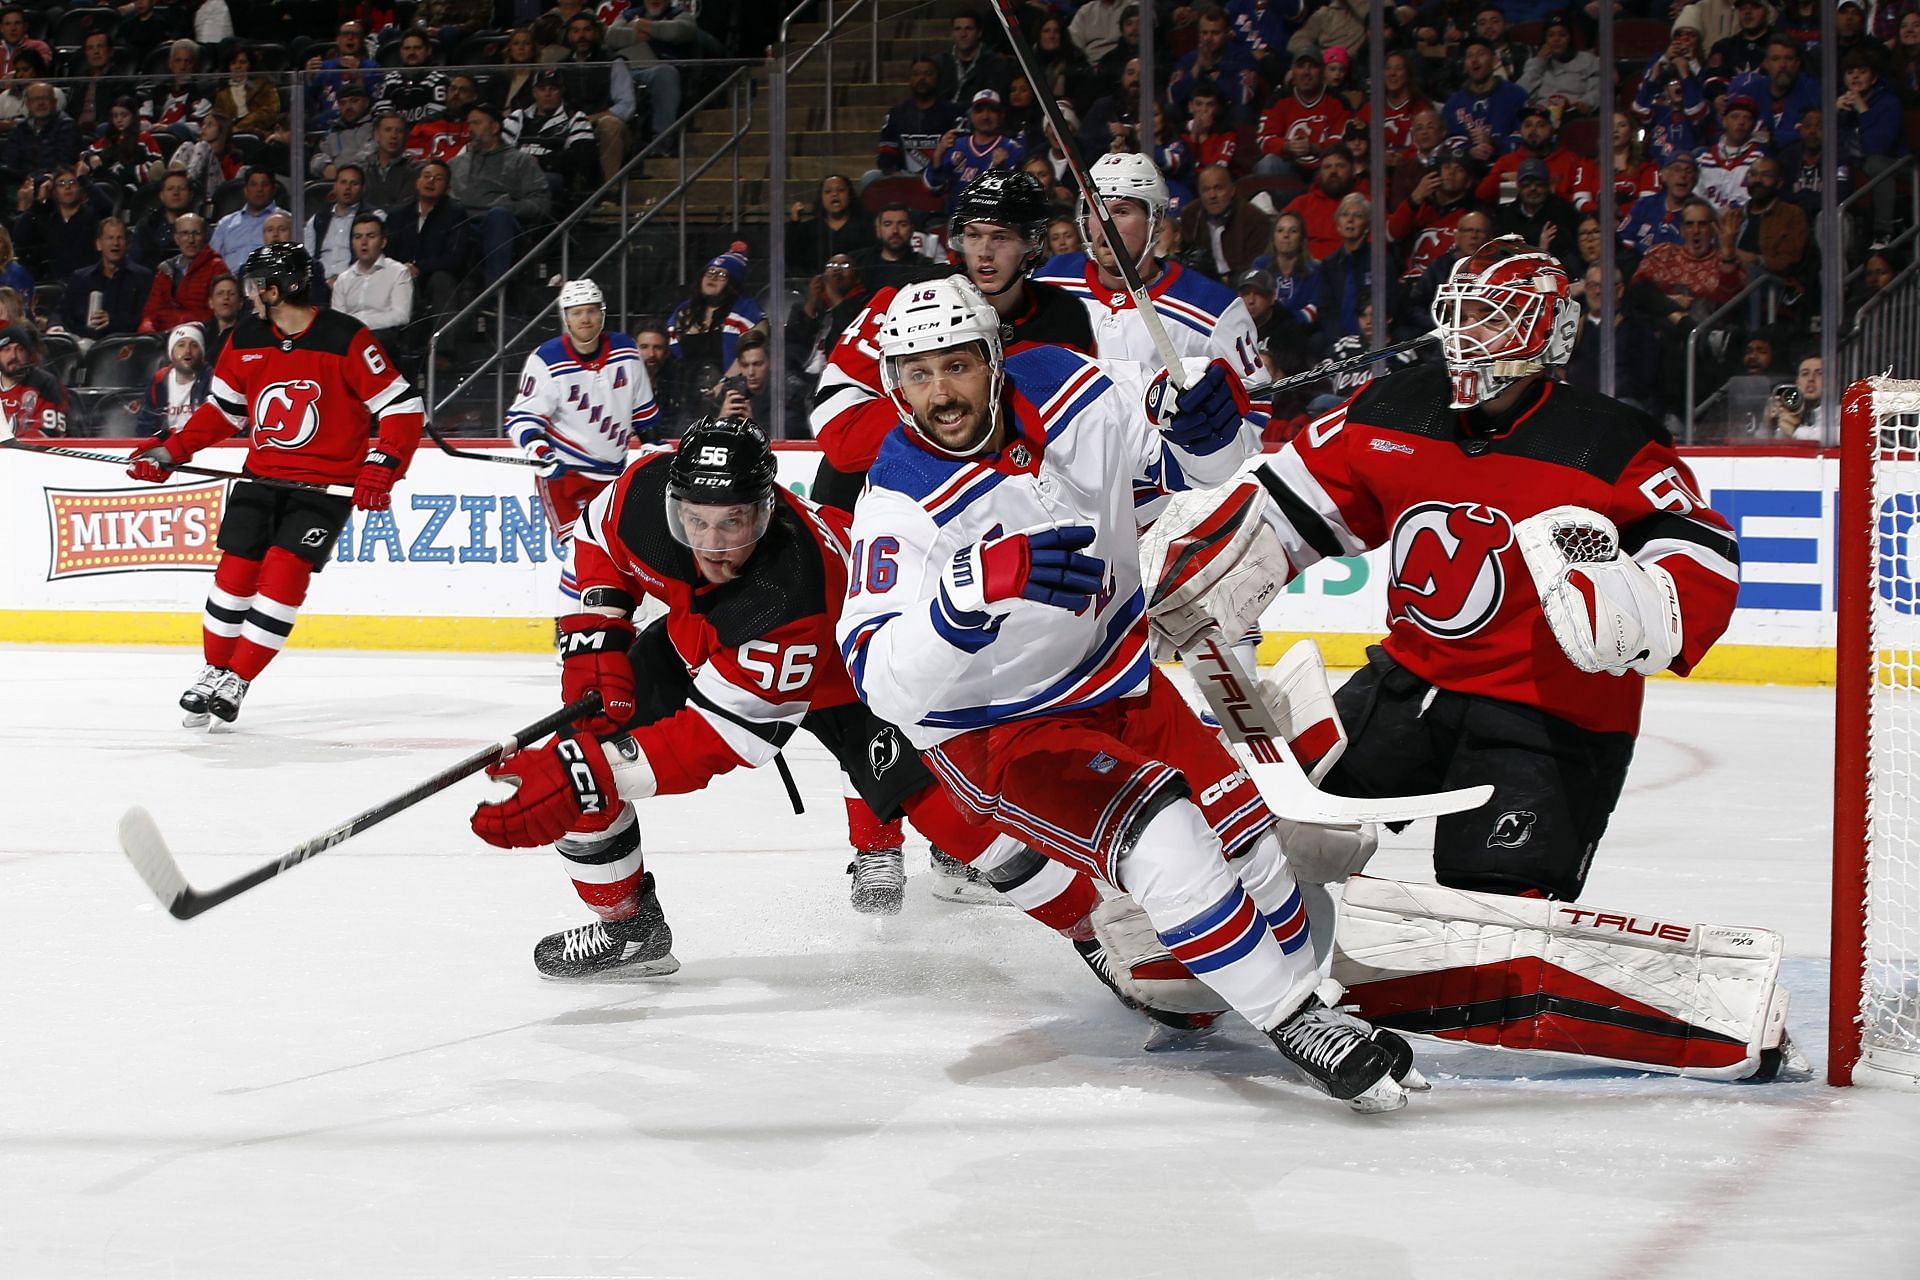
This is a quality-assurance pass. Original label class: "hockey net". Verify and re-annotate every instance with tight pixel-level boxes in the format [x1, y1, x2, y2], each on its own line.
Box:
[1835, 375, 1920, 1086]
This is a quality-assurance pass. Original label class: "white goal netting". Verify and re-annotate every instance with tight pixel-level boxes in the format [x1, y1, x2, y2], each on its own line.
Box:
[1850, 376, 1920, 1084]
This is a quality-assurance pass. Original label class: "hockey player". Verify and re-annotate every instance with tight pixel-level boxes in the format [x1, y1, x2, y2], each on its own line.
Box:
[128, 243, 424, 726]
[504, 278, 659, 622]
[467, 417, 1151, 998]
[1141, 239, 1790, 1078]
[0, 328, 69, 438]
[835, 277, 1420, 1112]
[810, 167, 1093, 515]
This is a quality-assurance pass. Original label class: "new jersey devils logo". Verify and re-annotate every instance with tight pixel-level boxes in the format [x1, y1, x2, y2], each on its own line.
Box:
[254, 380, 323, 450]
[1387, 501, 1515, 638]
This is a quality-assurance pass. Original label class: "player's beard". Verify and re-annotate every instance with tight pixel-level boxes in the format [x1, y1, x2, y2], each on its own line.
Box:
[917, 393, 991, 454]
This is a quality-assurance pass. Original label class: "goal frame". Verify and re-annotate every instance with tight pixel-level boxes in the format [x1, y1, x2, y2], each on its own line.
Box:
[1833, 374, 1920, 1087]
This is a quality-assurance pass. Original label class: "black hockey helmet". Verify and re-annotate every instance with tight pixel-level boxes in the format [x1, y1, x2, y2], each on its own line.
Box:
[665, 415, 779, 553]
[948, 167, 1052, 256]
[240, 242, 315, 305]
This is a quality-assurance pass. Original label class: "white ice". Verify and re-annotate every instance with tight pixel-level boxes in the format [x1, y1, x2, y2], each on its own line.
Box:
[3, 645, 1917, 1279]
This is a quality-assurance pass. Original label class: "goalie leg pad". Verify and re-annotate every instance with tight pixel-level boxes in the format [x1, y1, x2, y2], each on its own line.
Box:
[1330, 877, 1789, 1080]
[1259, 639, 1348, 784]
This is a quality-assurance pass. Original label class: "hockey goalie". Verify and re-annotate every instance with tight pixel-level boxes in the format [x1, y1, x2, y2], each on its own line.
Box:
[1109, 238, 1803, 1082]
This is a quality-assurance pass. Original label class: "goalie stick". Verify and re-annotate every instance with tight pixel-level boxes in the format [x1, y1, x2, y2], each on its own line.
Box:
[1176, 628, 1492, 825]
[120, 694, 601, 920]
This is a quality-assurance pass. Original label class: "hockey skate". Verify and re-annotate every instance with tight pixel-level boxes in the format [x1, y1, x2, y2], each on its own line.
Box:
[533, 872, 680, 980]
[847, 848, 906, 915]
[179, 664, 225, 728]
[1073, 937, 1221, 1050]
[1268, 994, 1409, 1113]
[929, 846, 1010, 906]
[206, 670, 250, 725]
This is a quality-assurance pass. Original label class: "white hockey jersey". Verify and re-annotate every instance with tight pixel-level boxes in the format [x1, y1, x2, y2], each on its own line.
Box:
[836, 346, 1260, 749]
[505, 333, 660, 480]
[1032, 252, 1266, 387]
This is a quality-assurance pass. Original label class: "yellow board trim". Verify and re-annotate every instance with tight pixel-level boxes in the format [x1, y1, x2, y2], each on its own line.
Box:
[0, 612, 1841, 685]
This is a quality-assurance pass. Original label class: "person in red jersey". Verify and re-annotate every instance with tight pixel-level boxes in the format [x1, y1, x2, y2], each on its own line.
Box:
[127, 242, 424, 728]
[1166, 236, 1740, 902]
[467, 416, 1205, 1028]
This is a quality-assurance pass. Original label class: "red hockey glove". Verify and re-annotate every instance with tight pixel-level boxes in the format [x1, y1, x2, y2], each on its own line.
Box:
[559, 614, 638, 734]
[353, 450, 402, 511]
[127, 436, 178, 483]
[471, 734, 622, 848]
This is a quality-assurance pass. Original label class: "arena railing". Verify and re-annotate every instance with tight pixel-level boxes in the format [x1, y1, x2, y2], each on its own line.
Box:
[1839, 258, 1920, 397]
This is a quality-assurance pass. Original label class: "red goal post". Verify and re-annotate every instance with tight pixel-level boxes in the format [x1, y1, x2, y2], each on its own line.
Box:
[1833, 375, 1920, 1087]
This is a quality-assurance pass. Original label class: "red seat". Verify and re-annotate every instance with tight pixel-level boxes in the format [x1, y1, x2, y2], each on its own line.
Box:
[1507, 22, 1545, 48]
[1237, 174, 1304, 209]
[1613, 19, 1672, 62]
[1559, 116, 1600, 159]
[861, 175, 944, 215]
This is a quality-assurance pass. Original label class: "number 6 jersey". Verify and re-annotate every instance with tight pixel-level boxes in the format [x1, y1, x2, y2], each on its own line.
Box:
[571, 451, 863, 795]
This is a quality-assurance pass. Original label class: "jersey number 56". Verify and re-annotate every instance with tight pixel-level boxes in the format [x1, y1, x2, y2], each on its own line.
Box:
[737, 641, 817, 693]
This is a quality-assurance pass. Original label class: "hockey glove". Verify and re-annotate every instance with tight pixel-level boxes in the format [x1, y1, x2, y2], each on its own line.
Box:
[472, 733, 624, 848]
[559, 614, 638, 734]
[127, 437, 180, 483]
[353, 450, 402, 511]
[522, 435, 563, 478]
[935, 525, 1105, 650]
[1151, 358, 1251, 456]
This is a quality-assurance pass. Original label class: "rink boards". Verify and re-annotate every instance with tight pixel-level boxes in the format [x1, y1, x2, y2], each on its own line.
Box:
[0, 440, 1866, 683]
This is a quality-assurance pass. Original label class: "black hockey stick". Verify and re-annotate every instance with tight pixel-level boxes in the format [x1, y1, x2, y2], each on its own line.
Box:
[985, 0, 1191, 389]
[423, 418, 548, 468]
[1269, 331, 1441, 394]
[0, 426, 355, 498]
[119, 694, 602, 920]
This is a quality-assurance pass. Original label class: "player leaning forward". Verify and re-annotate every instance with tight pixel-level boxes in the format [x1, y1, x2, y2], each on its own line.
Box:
[128, 243, 424, 726]
[837, 276, 1421, 1112]
[1152, 239, 1797, 1079]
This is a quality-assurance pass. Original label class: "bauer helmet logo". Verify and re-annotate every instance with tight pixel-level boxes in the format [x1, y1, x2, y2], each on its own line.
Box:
[254, 380, 324, 450]
[1387, 501, 1514, 639]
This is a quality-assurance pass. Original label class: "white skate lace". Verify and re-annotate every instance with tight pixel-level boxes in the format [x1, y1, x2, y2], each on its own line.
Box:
[1280, 1006, 1365, 1072]
[560, 921, 614, 962]
[190, 665, 221, 692]
[854, 849, 906, 888]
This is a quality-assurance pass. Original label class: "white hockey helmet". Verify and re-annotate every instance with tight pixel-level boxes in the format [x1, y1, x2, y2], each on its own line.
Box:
[1431, 236, 1579, 409]
[557, 277, 604, 311]
[876, 276, 1006, 458]
[1079, 152, 1170, 274]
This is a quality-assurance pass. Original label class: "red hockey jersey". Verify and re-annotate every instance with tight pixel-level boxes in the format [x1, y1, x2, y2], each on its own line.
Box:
[1257, 90, 1351, 168]
[808, 276, 1094, 477]
[170, 310, 424, 485]
[1257, 365, 1740, 736]
[572, 451, 861, 795]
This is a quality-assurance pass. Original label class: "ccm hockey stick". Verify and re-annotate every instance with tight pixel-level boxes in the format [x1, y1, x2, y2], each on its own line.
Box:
[0, 421, 355, 498]
[120, 694, 601, 919]
[1178, 628, 1491, 825]
[1269, 331, 1441, 394]
[423, 418, 549, 468]
[986, 0, 1190, 390]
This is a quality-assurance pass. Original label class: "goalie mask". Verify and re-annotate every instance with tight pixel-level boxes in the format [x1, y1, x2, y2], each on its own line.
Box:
[1432, 237, 1580, 409]
[876, 276, 1005, 459]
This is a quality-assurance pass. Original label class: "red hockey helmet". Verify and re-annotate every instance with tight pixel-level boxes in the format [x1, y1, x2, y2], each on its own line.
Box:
[1431, 237, 1579, 408]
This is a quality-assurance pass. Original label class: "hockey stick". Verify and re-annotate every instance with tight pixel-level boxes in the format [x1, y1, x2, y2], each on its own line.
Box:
[0, 425, 356, 498]
[1269, 331, 1441, 394]
[119, 694, 602, 920]
[423, 418, 548, 468]
[1176, 628, 1491, 825]
[985, 0, 1190, 390]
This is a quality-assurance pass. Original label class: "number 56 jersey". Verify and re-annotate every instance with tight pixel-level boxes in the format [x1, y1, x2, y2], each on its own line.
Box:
[571, 451, 862, 795]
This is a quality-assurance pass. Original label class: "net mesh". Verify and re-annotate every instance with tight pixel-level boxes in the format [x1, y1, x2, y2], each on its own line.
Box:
[1863, 377, 1920, 1078]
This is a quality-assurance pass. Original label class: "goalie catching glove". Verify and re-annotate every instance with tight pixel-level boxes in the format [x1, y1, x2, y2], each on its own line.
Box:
[1515, 505, 1682, 677]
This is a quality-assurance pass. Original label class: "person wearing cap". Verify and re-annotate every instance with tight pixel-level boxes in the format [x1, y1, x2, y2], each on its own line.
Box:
[448, 99, 551, 285]
[1620, 149, 1701, 255]
[1518, 15, 1601, 118]
[1285, 0, 1365, 64]
[311, 81, 376, 181]
[1492, 155, 1582, 271]
[1321, 46, 1365, 114]
[1178, 162, 1272, 283]
[1695, 92, 1768, 209]
[1707, 0, 1776, 81]
[504, 70, 597, 199]
[926, 89, 1025, 216]
[1629, 15, 1709, 158]
[870, 56, 961, 184]
[0, 326, 65, 438]
[1443, 39, 1532, 165]
[1168, 6, 1257, 121]
[934, 9, 1012, 108]
[1475, 104, 1599, 211]
[1835, 0, 1898, 85]
[134, 322, 211, 438]
[666, 243, 766, 383]
[1233, 266, 1298, 369]
[1389, 147, 1483, 281]
[1255, 47, 1351, 177]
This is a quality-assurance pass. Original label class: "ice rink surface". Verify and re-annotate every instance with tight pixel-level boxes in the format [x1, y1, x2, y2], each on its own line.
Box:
[3, 645, 1917, 1279]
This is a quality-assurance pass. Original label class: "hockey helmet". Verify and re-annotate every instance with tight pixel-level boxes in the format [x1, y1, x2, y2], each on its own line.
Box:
[949, 168, 1052, 279]
[557, 278, 605, 311]
[665, 415, 778, 555]
[1078, 152, 1170, 275]
[240, 242, 314, 306]
[875, 276, 1005, 459]
[1431, 236, 1579, 409]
